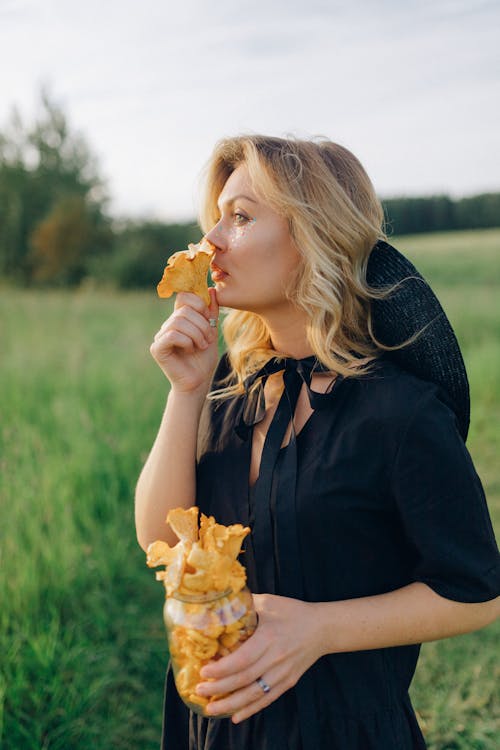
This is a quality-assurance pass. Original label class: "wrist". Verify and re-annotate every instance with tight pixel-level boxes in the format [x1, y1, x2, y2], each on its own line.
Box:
[169, 384, 210, 404]
[310, 601, 341, 657]
[306, 601, 336, 659]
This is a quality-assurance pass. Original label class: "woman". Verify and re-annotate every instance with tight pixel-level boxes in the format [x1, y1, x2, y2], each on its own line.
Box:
[135, 136, 499, 750]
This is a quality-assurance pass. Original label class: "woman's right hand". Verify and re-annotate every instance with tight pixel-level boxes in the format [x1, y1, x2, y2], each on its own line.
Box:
[150, 288, 220, 394]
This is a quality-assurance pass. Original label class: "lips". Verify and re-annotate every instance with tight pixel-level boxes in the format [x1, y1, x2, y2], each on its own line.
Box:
[210, 263, 229, 282]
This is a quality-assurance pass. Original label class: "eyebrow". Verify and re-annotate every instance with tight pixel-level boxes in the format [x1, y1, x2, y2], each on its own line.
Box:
[217, 193, 258, 210]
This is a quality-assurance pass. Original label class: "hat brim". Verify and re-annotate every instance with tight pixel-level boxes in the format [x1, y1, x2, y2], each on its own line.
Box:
[367, 240, 470, 441]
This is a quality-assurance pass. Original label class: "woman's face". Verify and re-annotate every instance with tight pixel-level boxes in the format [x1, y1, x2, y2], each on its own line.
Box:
[206, 164, 302, 314]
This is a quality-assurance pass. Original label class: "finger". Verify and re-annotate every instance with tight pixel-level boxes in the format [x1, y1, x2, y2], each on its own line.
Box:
[205, 664, 288, 721]
[156, 304, 211, 335]
[205, 681, 267, 719]
[150, 330, 196, 356]
[197, 651, 270, 697]
[155, 308, 211, 346]
[174, 303, 214, 337]
[174, 291, 209, 316]
[231, 693, 275, 724]
[208, 287, 219, 320]
[206, 288, 220, 341]
[153, 323, 207, 352]
[174, 311, 212, 348]
[200, 633, 267, 680]
[158, 321, 209, 352]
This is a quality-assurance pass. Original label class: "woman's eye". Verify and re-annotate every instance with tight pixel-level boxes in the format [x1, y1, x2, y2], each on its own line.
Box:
[233, 212, 248, 225]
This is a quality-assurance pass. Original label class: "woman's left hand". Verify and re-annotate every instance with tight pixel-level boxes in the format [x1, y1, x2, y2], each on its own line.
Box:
[195, 593, 324, 723]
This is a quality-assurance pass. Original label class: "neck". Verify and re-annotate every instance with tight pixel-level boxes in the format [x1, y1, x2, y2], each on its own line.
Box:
[259, 306, 314, 360]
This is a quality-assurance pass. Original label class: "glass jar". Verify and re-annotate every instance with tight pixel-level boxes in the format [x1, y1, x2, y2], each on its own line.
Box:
[163, 586, 257, 717]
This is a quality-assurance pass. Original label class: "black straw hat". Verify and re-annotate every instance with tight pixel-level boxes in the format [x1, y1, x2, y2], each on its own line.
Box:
[367, 240, 470, 441]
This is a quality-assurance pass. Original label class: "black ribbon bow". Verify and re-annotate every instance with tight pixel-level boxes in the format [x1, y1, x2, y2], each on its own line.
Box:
[234, 355, 343, 442]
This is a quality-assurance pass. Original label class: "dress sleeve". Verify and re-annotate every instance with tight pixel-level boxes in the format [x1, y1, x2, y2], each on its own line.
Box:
[391, 385, 500, 603]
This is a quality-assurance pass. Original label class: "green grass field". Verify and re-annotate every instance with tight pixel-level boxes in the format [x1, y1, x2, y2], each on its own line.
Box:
[1, 228, 499, 749]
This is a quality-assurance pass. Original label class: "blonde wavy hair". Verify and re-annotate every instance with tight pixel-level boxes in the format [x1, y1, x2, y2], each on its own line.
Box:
[199, 135, 412, 397]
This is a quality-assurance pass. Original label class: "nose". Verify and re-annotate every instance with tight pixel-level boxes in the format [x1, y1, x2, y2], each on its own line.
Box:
[205, 221, 226, 251]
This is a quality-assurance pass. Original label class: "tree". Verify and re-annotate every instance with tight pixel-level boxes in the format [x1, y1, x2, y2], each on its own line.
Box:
[0, 88, 110, 283]
[30, 195, 113, 285]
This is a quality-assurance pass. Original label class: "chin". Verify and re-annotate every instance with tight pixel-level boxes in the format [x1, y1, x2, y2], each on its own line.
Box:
[214, 286, 239, 308]
[217, 295, 254, 313]
[215, 285, 267, 314]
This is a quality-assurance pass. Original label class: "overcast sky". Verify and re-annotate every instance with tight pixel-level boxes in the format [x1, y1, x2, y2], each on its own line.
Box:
[1, 0, 499, 221]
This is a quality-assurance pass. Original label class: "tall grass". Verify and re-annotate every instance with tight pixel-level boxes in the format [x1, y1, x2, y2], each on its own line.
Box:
[1, 228, 499, 748]
[1, 292, 171, 748]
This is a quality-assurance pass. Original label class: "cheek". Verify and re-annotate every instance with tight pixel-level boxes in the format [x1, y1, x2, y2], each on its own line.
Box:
[257, 228, 300, 275]
[228, 220, 256, 246]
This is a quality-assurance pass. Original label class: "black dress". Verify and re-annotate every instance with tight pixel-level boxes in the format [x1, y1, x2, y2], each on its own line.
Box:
[161, 353, 500, 750]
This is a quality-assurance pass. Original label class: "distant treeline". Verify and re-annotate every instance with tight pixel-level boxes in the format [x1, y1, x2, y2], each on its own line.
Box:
[1, 91, 499, 289]
[382, 194, 500, 235]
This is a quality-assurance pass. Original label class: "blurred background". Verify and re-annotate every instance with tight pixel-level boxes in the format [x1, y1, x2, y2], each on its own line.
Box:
[0, 1, 499, 748]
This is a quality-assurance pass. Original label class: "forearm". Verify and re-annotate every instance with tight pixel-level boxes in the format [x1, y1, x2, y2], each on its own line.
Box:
[196, 588, 498, 722]
[134, 387, 207, 550]
[314, 583, 500, 656]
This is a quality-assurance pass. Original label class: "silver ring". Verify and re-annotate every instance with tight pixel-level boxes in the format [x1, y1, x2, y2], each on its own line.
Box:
[208, 318, 218, 328]
[256, 676, 271, 694]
